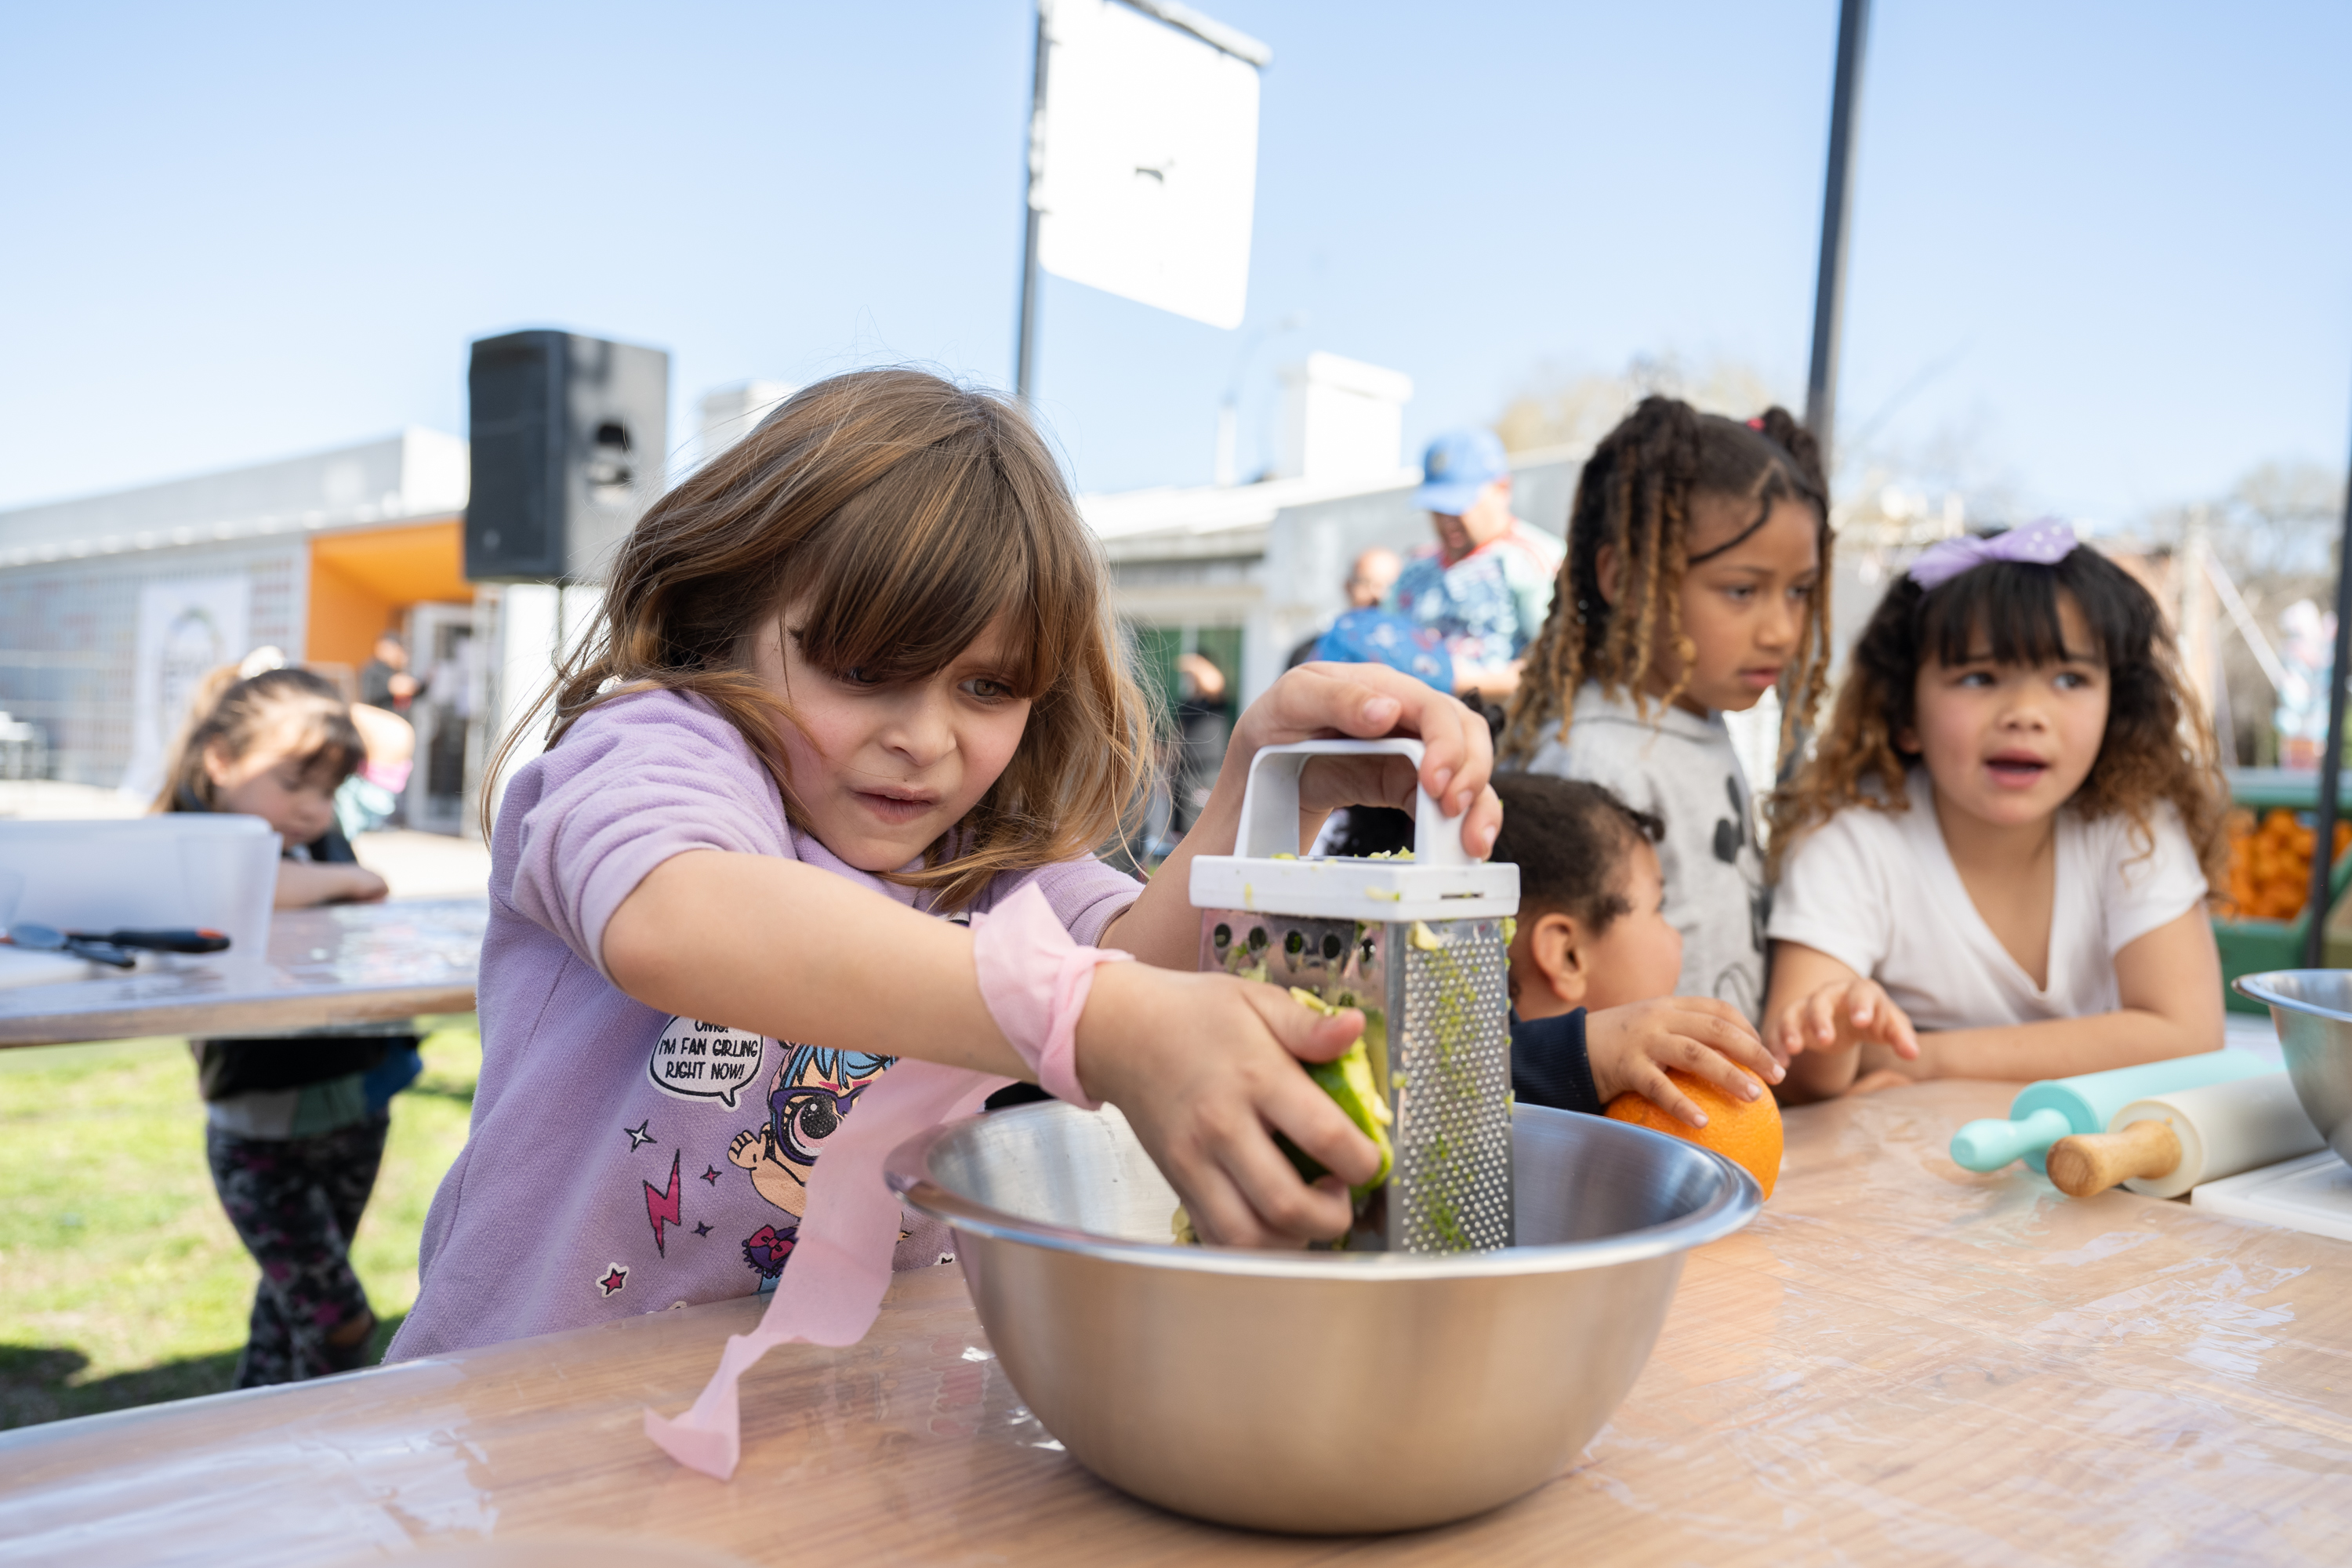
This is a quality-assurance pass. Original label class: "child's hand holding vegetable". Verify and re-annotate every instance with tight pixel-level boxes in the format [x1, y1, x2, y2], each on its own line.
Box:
[1074, 963, 1384, 1247]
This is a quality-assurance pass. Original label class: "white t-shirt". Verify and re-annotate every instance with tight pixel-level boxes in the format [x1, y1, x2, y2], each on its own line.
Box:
[1766, 771, 2209, 1032]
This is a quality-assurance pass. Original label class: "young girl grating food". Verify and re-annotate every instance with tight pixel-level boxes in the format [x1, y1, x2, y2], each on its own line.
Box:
[387, 371, 1502, 1411]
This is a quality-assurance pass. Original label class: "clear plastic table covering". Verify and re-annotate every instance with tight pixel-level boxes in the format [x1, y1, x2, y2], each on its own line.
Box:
[2, 1078, 2347, 1566]
[0, 897, 484, 1045]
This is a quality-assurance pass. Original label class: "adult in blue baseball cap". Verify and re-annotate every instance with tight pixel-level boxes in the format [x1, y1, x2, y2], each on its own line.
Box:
[1392, 429, 1565, 699]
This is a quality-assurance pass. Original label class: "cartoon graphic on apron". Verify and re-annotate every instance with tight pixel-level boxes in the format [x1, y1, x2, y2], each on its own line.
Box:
[729, 1043, 895, 1288]
[621, 1018, 778, 1289]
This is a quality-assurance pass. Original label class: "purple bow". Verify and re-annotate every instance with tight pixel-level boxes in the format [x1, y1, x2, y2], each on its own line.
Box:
[1907, 517, 2078, 592]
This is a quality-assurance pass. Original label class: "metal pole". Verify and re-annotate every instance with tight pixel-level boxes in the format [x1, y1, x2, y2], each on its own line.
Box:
[2299, 389, 2352, 967]
[1804, 0, 1871, 463]
[1014, 4, 1050, 403]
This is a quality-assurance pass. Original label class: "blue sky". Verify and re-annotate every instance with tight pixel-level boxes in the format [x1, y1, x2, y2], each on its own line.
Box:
[4, 2, 2348, 522]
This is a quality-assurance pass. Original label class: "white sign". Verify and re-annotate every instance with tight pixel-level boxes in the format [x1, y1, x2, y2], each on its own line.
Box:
[120, 575, 251, 802]
[1035, 0, 1263, 330]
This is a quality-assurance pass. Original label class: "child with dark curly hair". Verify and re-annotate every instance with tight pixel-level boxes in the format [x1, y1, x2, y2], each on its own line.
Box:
[1497, 397, 1834, 1022]
[1494, 773, 1781, 1127]
[1765, 522, 2229, 1099]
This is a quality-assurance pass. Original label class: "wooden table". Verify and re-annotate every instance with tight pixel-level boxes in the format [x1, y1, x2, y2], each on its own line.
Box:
[4, 1080, 2349, 1566]
[0, 898, 484, 1047]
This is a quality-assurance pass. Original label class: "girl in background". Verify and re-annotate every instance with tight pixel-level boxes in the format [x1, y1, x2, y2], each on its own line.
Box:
[1765, 524, 2227, 1097]
[1498, 398, 1832, 1022]
[157, 665, 390, 906]
[389, 369, 1497, 1383]
[157, 666, 413, 1384]
[234, 644, 419, 841]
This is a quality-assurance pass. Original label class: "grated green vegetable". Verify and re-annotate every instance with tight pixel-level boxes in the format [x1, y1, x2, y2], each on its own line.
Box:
[1281, 987, 1394, 1196]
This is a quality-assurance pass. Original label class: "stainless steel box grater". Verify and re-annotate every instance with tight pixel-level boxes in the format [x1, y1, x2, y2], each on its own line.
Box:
[1189, 740, 1519, 1253]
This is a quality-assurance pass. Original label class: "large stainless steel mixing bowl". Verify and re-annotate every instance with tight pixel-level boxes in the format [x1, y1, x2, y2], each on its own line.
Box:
[884, 1100, 1759, 1534]
[2232, 971, 2352, 1162]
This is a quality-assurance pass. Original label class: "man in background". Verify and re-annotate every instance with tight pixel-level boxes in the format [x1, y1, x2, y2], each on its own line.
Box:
[1169, 651, 1229, 838]
[1392, 429, 1564, 700]
[1287, 546, 1402, 669]
[358, 632, 422, 716]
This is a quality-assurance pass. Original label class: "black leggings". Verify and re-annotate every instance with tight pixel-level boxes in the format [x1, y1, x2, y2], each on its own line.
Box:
[205, 1117, 389, 1387]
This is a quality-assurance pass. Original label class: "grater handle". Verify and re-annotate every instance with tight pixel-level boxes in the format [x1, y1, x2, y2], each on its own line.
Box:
[1236, 739, 1472, 867]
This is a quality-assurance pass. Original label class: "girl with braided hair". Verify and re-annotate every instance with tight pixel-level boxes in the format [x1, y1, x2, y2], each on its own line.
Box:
[1498, 397, 1832, 1022]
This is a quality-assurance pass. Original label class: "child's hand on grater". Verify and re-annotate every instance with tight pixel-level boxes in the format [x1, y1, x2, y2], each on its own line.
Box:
[1587, 997, 1781, 1129]
[1098, 662, 1503, 970]
[1256, 662, 1502, 849]
[1073, 960, 1385, 1248]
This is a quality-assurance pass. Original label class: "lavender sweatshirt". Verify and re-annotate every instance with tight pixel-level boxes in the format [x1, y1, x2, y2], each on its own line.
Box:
[388, 688, 1140, 1359]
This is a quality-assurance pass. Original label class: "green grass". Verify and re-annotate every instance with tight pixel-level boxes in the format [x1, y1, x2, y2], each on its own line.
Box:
[0, 1016, 481, 1428]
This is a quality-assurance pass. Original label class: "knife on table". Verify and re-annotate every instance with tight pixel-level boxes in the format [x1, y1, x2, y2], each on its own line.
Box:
[0, 924, 231, 969]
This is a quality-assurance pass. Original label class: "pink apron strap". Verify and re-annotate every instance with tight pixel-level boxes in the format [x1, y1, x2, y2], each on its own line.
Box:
[644, 881, 1128, 1479]
[643, 1060, 1000, 1478]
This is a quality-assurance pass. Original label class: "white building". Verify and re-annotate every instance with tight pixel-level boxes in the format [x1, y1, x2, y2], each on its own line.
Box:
[0, 355, 1578, 831]
[0, 431, 477, 820]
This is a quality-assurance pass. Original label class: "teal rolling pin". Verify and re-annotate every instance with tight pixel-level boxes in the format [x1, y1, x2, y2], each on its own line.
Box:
[1949, 1051, 2273, 1173]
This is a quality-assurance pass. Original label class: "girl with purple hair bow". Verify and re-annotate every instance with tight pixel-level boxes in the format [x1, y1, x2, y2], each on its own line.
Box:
[1758, 524, 2232, 1101]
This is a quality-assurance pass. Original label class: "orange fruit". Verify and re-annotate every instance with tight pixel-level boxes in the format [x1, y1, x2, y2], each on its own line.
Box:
[1606, 1069, 1783, 1200]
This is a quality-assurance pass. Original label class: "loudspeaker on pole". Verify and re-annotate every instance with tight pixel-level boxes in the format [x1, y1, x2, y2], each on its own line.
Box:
[465, 330, 670, 584]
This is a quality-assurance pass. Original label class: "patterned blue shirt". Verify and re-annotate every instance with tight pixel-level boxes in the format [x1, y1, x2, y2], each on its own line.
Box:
[1389, 521, 1565, 677]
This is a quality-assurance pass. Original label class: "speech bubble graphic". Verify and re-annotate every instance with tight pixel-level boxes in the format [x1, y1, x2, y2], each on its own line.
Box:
[647, 1016, 768, 1109]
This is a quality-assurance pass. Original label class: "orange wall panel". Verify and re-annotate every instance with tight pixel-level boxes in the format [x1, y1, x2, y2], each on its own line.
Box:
[310, 518, 470, 606]
[305, 557, 397, 672]
[305, 517, 471, 673]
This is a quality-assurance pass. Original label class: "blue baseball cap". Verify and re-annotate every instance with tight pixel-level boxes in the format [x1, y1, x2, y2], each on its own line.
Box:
[1414, 428, 1509, 514]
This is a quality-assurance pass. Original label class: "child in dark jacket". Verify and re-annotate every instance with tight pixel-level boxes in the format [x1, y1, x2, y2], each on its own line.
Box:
[157, 666, 419, 1385]
[1494, 772, 1780, 1127]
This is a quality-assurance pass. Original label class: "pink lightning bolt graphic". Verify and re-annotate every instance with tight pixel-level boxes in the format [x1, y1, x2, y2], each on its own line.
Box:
[645, 1149, 683, 1257]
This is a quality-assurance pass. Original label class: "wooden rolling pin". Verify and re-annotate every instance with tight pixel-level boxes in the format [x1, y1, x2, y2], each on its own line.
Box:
[1947, 1050, 2270, 1174]
[2045, 1073, 2324, 1199]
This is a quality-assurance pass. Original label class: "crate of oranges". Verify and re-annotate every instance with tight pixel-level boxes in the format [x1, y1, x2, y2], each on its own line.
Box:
[2215, 805, 2352, 1012]
[2223, 807, 2352, 920]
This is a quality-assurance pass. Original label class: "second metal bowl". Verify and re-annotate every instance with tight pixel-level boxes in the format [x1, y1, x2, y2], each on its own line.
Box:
[2231, 970, 2352, 1161]
[884, 1100, 1758, 1534]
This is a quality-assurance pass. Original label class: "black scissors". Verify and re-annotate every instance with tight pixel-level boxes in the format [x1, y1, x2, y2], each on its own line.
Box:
[0, 924, 231, 970]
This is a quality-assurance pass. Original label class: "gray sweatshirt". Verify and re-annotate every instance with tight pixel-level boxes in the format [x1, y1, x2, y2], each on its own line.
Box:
[1519, 682, 1767, 1020]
